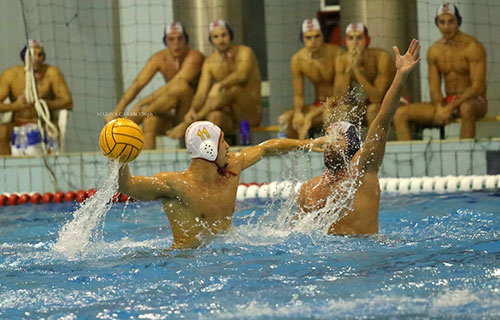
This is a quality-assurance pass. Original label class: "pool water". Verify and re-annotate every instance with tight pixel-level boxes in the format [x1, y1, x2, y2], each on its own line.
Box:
[1, 192, 499, 319]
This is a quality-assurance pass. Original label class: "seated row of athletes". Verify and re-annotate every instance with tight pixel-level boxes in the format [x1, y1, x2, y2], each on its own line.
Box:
[0, 3, 487, 156]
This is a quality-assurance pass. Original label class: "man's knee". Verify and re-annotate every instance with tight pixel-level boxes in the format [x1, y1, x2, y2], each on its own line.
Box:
[0, 123, 13, 140]
[394, 107, 409, 123]
[459, 101, 475, 119]
[171, 80, 193, 97]
[206, 111, 224, 125]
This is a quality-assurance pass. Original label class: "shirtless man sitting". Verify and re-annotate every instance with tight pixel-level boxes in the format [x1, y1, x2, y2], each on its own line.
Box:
[330, 23, 395, 127]
[297, 39, 420, 234]
[0, 40, 73, 155]
[394, 3, 487, 140]
[278, 18, 343, 139]
[118, 121, 325, 249]
[105, 22, 204, 149]
[167, 19, 262, 139]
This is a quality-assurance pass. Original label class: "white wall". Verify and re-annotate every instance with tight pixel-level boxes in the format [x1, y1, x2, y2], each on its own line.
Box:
[0, 1, 26, 73]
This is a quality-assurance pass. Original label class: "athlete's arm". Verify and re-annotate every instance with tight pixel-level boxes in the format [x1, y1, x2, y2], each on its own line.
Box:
[352, 51, 393, 104]
[218, 46, 255, 89]
[445, 41, 486, 111]
[291, 54, 306, 112]
[190, 61, 214, 115]
[358, 40, 420, 173]
[427, 46, 444, 106]
[332, 55, 350, 98]
[109, 56, 160, 119]
[0, 69, 30, 112]
[234, 136, 326, 170]
[45, 66, 73, 110]
[118, 164, 175, 201]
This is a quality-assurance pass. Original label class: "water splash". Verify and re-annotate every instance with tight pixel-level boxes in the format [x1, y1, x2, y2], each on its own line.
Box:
[52, 160, 121, 259]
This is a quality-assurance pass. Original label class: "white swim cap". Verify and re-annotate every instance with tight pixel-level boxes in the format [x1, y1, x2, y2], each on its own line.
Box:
[301, 18, 321, 33]
[185, 121, 222, 161]
[209, 19, 229, 33]
[165, 22, 184, 35]
[328, 121, 360, 159]
[345, 23, 366, 34]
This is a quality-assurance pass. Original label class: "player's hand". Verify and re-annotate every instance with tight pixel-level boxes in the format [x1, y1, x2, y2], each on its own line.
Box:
[394, 39, 421, 75]
[434, 105, 452, 125]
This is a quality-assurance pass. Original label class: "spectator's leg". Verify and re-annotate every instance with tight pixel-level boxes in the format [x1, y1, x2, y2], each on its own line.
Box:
[142, 114, 175, 150]
[277, 110, 298, 139]
[458, 98, 487, 139]
[206, 110, 235, 132]
[394, 102, 436, 141]
[0, 122, 14, 155]
[366, 103, 380, 128]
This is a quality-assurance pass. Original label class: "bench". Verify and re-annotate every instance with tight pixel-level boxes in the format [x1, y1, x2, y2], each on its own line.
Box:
[419, 115, 500, 139]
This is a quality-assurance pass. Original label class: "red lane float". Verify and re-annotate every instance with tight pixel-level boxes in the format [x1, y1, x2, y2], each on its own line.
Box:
[17, 193, 30, 205]
[41, 192, 53, 204]
[53, 192, 64, 203]
[7, 194, 19, 206]
[75, 190, 88, 203]
[0, 189, 140, 206]
[0, 194, 7, 206]
[30, 193, 41, 204]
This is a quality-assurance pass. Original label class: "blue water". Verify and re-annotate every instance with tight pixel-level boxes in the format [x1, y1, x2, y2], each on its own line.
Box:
[1, 192, 499, 319]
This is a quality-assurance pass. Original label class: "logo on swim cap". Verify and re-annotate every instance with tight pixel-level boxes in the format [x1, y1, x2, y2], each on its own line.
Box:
[328, 121, 360, 159]
[165, 22, 184, 35]
[185, 121, 222, 162]
[301, 18, 321, 33]
[435, 2, 462, 26]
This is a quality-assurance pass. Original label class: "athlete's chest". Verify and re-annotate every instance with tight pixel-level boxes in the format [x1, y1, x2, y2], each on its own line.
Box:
[302, 59, 335, 83]
[12, 72, 52, 97]
[358, 58, 378, 81]
[158, 60, 180, 81]
[436, 46, 469, 74]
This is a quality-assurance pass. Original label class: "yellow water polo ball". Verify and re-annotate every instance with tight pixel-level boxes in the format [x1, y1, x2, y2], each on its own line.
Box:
[99, 118, 144, 163]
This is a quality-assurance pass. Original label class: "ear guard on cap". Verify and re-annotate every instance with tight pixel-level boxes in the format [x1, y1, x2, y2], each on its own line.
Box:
[199, 140, 218, 161]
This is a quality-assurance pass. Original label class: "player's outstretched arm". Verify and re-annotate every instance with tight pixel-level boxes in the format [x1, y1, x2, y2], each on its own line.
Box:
[235, 136, 326, 171]
[358, 39, 421, 172]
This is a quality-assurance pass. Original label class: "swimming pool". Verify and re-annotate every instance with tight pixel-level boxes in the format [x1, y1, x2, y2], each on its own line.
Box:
[1, 191, 499, 319]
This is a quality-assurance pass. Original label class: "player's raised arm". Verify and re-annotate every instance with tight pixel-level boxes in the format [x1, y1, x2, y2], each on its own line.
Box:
[358, 39, 421, 172]
[118, 165, 175, 202]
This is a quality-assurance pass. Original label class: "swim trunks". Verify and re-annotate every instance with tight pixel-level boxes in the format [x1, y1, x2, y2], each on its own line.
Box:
[446, 95, 488, 118]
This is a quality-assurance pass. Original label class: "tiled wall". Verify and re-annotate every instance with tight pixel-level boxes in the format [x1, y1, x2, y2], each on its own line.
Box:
[1, 139, 499, 193]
